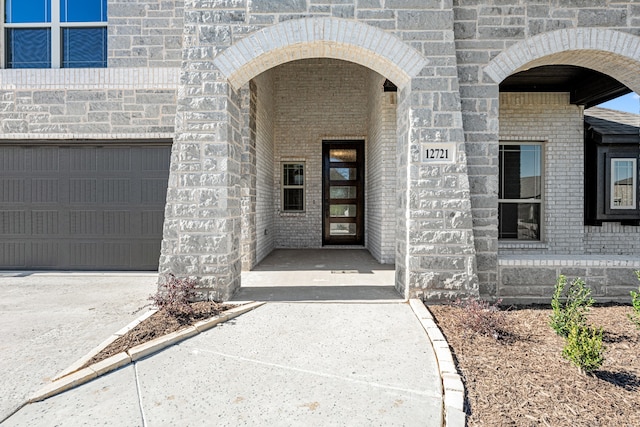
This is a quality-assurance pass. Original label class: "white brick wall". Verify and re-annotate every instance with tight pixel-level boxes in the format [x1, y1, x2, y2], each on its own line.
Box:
[366, 72, 396, 264]
[272, 59, 369, 248]
[499, 92, 585, 254]
[585, 223, 640, 255]
[254, 72, 276, 264]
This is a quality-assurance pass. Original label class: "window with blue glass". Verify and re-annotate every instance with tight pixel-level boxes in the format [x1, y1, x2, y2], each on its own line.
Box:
[4, 0, 107, 69]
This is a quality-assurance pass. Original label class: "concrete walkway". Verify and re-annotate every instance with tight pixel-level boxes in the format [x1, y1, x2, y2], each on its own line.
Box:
[1, 252, 447, 426]
[237, 249, 401, 301]
[4, 302, 443, 426]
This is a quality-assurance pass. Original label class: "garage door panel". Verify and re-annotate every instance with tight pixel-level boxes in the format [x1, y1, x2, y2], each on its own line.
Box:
[141, 179, 168, 204]
[0, 210, 28, 234]
[30, 147, 59, 172]
[104, 211, 131, 235]
[30, 242, 60, 267]
[101, 147, 131, 172]
[69, 147, 98, 172]
[70, 210, 101, 235]
[104, 243, 132, 267]
[32, 211, 59, 235]
[0, 179, 25, 202]
[142, 147, 171, 171]
[141, 211, 164, 236]
[0, 242, 26, 267]
[138, 241, 163, 267]
[69, 242, 101, 268]
[0, 143, 170, 270]
[103, 179, 131, 204]
[32, 178, 59, 203]
[0, 147, 26, 171]
[69, 179, 98, 204]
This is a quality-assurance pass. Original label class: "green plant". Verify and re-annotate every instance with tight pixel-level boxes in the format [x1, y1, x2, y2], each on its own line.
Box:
[562, 323, 604, 374]
[629, 270, 640, 329]
[550, 275, 594, 338]
[149, 273, 197, 317]
[454, 298, 507, 339]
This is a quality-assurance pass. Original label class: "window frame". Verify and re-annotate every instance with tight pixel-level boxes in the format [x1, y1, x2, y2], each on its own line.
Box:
[607, 157, 638, 211]
[498, 141, 544, 241]
[2, 0, 107, 69]
[281, 162, 305, 213]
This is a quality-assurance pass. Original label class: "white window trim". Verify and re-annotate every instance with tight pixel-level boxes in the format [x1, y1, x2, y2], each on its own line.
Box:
[610, 158, 637, 210]
[281, 162, 305, 213]
[498, 141, 544, 241]
[2, 0, 107, 69]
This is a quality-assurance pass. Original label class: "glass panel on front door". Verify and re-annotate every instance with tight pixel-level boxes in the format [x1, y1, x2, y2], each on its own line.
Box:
[323, 141, 364, 245]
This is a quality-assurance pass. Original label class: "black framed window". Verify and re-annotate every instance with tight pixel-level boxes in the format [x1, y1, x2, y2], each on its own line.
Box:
[282, 163, 304, 212]
[610, 158, 637, 210]
[4, 0, 107, 69]
[499, 143, 542, 240]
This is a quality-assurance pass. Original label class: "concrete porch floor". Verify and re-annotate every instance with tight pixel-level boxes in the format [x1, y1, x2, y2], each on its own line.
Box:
[233, 249, 401, 302]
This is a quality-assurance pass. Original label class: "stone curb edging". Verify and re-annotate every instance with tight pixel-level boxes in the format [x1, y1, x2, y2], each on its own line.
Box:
[409, 299, 466, 427]
[29, 301, 265, 404]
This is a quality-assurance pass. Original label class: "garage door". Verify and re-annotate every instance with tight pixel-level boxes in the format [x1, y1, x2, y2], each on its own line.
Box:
[0, 143, 171, 270]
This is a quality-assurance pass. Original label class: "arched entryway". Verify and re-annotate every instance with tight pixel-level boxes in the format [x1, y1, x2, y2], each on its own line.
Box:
[161, 18, 423, 300]
[484, 28, 640, 303]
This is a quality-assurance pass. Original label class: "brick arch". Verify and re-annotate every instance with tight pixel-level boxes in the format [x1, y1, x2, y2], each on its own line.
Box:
[484, 28, 640, 93]
[213, 17, 427, 90]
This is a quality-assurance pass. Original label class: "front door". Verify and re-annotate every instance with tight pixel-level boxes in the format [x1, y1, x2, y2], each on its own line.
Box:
[322, 140, 365, 245]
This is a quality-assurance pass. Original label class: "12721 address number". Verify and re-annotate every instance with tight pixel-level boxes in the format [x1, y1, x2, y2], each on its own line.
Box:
[422, 143, 455, 163]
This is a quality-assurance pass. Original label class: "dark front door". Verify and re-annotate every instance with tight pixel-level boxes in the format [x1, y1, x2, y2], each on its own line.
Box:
[322, 140, 364, 245]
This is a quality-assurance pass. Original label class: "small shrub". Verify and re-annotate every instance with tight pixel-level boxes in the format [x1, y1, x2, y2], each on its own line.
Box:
[562, 323, 605, 374]
[149, 273, 197, 317]
[550, 275, 594, 338]
[454, 298, 506, 339]
[629, 270, 640, 330]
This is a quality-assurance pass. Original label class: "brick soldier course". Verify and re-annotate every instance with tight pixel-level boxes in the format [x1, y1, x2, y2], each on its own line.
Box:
[1, 1, 639, 303]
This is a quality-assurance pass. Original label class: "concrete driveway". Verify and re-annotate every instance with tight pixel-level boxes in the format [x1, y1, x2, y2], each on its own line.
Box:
[0, 272, 157, 421]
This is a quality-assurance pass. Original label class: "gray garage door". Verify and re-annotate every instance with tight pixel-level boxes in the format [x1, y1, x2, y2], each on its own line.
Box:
[0, 143, 171, 270]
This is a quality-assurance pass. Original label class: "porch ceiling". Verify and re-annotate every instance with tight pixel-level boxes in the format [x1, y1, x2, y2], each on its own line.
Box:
[500, 65, 631, 108]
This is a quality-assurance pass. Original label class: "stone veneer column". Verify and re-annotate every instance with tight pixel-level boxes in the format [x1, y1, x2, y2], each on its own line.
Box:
[401, 5, 479, 301]
[162, 2, 479, 301]
[159, 2, 243, 300]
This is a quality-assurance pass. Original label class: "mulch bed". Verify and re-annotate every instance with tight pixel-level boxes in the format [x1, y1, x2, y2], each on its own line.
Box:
[81, 301, 236, 369]
[429, 304, 640, 426]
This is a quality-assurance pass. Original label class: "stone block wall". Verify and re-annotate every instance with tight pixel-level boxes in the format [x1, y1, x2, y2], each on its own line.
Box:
[498, 92, 585, 255]
[498, 255, 640, 304]
[108, 0, 184, 67]
[0, 69, 178, 140]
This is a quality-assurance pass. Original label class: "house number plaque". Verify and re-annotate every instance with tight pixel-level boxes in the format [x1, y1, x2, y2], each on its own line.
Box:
[422, 143, 456, 163]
